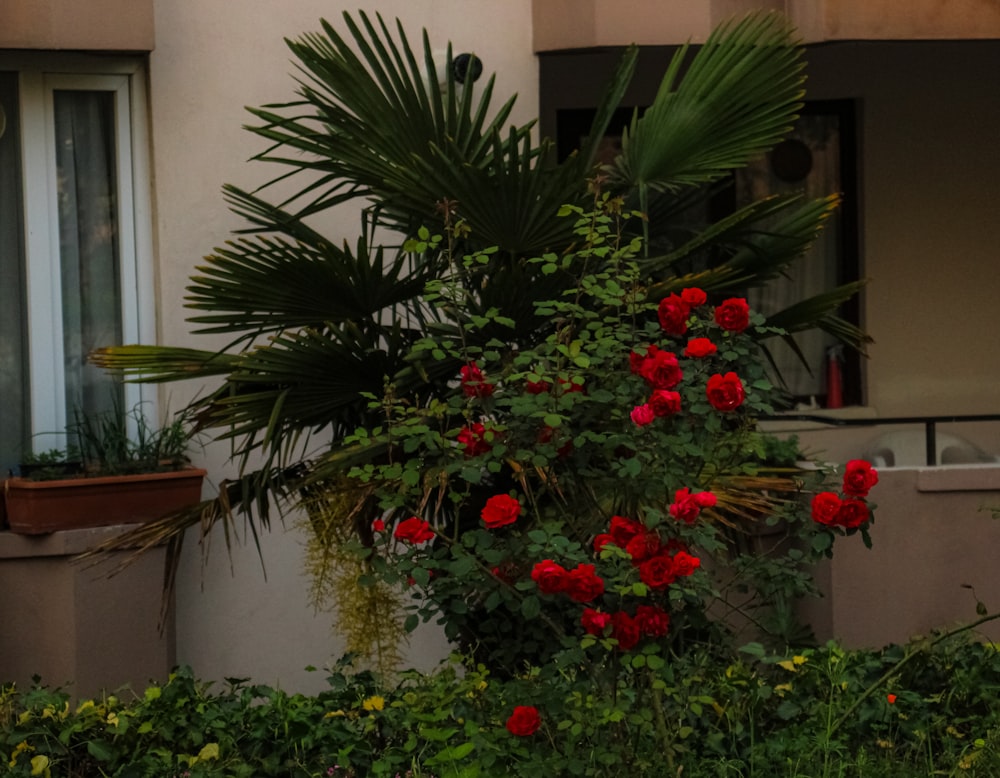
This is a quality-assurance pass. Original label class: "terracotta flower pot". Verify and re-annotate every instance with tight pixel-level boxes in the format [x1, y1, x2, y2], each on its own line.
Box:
[2, 468, 206, 534]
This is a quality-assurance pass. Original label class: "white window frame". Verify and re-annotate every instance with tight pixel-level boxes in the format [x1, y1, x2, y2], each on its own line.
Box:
[2, 54, 156, 448]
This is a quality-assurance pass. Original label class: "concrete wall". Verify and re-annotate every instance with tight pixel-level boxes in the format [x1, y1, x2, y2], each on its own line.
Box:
[800, 465, 1000, 648]
[147, 1, 537, 694]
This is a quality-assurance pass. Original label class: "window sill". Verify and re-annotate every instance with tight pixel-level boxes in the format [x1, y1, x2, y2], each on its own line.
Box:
[758, 406, 879, 433]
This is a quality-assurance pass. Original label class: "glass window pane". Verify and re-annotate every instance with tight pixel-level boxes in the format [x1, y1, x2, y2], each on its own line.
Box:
[0, 72, 28, 470]
[53, 89, 123, 421]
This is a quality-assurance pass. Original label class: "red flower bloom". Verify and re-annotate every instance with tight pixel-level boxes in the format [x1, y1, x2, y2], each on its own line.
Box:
[635, 345, 683, 390]
[669, 487, 714, 525]
[491, 562, 518, 584]
[684, 337, 718, 358]
[631, 403, 655, 427]
[460, 362, 494, 398]
[843, 459, 879, 498]
[706, 372, 746, 412]
[457, 423, 491, 457]
[371, 518, 385, 533]
[657, 294, 691, 336]
[481, 494, 521, 529]
[649, 389, 682, 418]
[887, 694, 897, 705]
[593, 533, 615, 553]
[714, 297, 751, 333]
[635, 605, 671, 637]
[609, 515, 645, 547]
[506, 706, 541, 736]
[581, 607, 612, 636]
[625, 531, 661, 562]
[611, 611, 641, 651]
[566, 563, 605, 603]
[681, 287, 708, 307]
[531, 560, 569, 594]
[671, 550, 701, 578]
[837, 498, 870, 529]
[393, 517, 434, 544]
[639, 554, 676, 590]
[524, 378, 551, 395]
[558, 377, 585, 394]
[811, 492, 842, 526]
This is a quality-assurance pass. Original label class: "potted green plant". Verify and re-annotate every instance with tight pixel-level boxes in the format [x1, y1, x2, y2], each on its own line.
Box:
[2, 403, 205, 534]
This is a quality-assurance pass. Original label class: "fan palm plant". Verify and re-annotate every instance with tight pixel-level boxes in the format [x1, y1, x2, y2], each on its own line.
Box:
[90, 10, 868, 574]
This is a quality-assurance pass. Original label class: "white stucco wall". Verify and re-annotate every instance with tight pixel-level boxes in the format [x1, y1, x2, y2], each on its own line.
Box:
[148, 1, 537, 693]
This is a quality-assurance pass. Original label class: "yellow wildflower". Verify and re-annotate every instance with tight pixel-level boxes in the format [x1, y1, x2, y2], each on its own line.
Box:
[324, 710, 346, 718]
[362, 695, 385, 712]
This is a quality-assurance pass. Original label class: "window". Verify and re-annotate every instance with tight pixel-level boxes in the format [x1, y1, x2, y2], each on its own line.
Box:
[554, 100, 862, 408]
[0, 56, 154, 470]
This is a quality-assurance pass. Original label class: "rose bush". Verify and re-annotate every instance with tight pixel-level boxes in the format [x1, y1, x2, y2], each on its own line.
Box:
[345, 200, 877, 679]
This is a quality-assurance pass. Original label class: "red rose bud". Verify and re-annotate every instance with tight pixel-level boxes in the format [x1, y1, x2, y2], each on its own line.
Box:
[457, 422, 491, 457]
[714, 297, 751, 333]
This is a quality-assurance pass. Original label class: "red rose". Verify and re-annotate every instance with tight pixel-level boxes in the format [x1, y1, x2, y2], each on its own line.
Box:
[635, 605, 670, 637]
[581, 607, 612, 636]
[631, 404, 655, 427]
[558, 377, 585, 394]
[887, 694, 897, 705]
[837, 498, 870, 529]
[460, 362, 494, 398]
[531, 559, 569, 594]
[669, 488, 702, 525]
[684, 337, 718, 358]
[714, 297, 750, 333]
[811, 492, 842, 526]
[506, 706, 541, 736]
[491, 561, 518, 584]
[393, 517, 434, 544]
[639, 554, 676, 589]
[706, 372, 746, 412]
[637, 345, 683, 390]
[611, 611, 641, 651]
[657, 294, 691, 336]
[609, 515, 645, 547]
[625, 531, 661, 562]
[525, 378, 551, 394]
[649, 389, 681, 418]
[481, 494, 521, 529]
[457, 423, 491, 457]
[566, 563, 605, 603]
[371, 518, 385, 533]
[694, 491, 717, 508]
[681, 287, 707, 307]
[593, 533, 615, 553]
[671, 550, 701, 578]
[843, 459, 879, 498]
